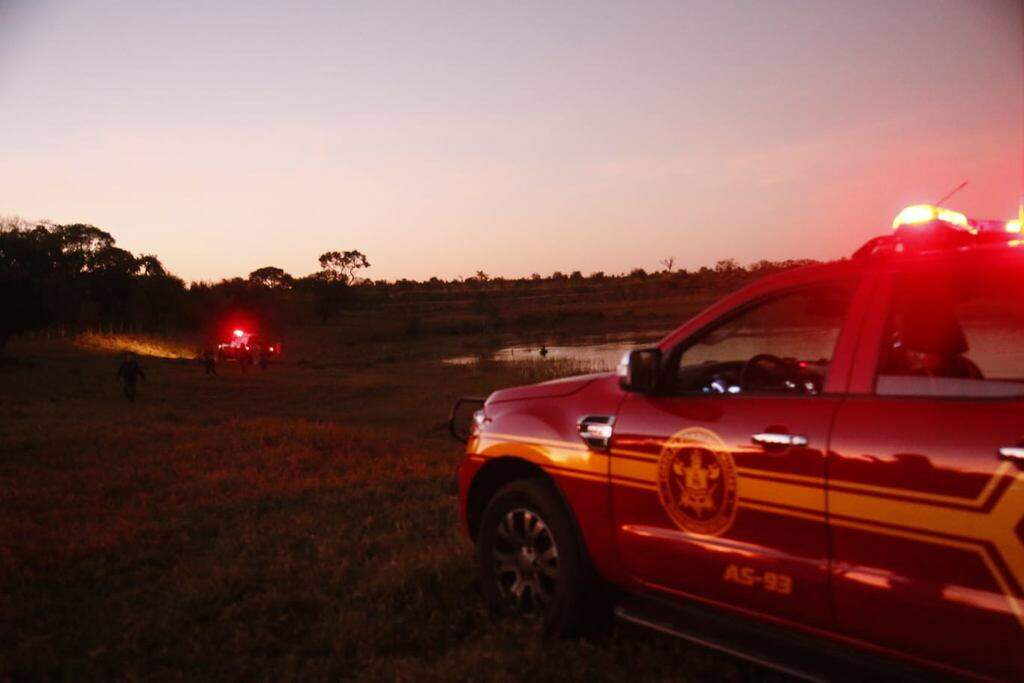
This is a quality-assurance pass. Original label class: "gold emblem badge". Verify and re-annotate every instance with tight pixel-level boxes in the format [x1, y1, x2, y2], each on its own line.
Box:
[657, 427, 738, 536]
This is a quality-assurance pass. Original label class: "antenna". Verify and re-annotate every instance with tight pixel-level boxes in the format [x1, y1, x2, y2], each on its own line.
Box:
[934, 180, 968, 206]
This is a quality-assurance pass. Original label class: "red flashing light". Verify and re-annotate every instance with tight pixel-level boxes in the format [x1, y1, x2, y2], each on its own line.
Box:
[233, 329, 244, 337]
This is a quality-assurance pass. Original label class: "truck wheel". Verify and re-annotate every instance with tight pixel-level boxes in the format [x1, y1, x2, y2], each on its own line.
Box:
[478, 478, 591, 637]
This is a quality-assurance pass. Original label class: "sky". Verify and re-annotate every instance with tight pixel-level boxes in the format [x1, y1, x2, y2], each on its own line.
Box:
[1, 0, 1021, 283]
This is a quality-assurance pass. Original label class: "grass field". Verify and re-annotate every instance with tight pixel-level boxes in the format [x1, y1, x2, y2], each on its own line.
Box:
[0, 322, 780, 681]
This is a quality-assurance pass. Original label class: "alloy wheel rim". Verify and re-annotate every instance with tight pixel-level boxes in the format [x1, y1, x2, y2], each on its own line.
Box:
[492, 507, 559, 616]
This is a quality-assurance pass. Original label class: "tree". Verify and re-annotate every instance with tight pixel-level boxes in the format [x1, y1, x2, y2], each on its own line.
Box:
[248, 266, 293, 289]
[660, 256, 675, 272]
[318, 250, 369, 283]
[137, 254, 167, 277]
[714, 258, 740, 274]
[89, 245, 138, 273]
[0, 219, 59, 349]
[311, 277, 349, 323]
[54, 224, 115, 273]
[85, 245, 141, 324]
[312, 251, 368, 322]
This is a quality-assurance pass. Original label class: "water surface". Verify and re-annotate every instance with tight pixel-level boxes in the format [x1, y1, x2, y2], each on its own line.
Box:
[443, 331, 668, 370]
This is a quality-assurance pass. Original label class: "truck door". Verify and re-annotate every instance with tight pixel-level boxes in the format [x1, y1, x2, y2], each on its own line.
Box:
[611, 278, 862, 627]
[828, 258, 1024, 678]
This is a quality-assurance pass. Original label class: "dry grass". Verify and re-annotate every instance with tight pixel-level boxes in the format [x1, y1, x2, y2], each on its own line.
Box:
[73, 331, 198, 360]
[0, 334, 770, 681]
[476, 358, 609, 384]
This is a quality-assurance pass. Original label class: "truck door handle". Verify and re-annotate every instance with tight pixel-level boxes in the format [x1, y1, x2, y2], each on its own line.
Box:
[998, 446, 1024, 469]
[752, 432, 808, 448]
[578, 415, 615, 451]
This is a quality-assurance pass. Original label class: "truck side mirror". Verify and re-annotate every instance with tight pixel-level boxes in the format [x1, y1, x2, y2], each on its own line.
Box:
[618, 348, 662, 393]
[449, 396, 487, 443]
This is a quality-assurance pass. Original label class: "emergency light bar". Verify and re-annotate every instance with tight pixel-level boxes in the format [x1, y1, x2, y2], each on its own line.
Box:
[855, 204, 1021, 259]
[892, 204, 970, 231]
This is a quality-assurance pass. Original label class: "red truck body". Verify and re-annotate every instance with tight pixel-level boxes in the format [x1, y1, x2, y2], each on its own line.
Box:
[458, 231, 1024, 679]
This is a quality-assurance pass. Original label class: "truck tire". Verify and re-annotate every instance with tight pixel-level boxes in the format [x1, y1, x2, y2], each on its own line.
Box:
[478, 478, 593, 637]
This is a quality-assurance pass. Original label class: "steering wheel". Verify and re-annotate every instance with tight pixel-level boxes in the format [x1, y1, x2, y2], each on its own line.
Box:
[738, 353, 800, 393]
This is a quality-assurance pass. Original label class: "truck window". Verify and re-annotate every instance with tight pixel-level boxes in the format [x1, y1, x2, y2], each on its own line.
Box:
[670, 282, 855, 396]
[876, 267, 1024, 398]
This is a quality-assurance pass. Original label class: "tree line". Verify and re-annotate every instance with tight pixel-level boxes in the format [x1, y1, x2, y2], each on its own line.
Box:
[0, 219, 375, 349]
[0, 217, 821, 350]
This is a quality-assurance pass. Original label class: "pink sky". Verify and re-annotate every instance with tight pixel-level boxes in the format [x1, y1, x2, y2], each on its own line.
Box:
[1, 0, 1021, 282]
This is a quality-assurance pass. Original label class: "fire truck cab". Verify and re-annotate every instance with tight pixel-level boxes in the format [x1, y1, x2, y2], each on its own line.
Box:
[456, 206, 1024, 679]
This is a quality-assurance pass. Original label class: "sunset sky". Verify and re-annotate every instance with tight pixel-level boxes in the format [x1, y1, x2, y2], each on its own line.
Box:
[1, 0, 1021, 283]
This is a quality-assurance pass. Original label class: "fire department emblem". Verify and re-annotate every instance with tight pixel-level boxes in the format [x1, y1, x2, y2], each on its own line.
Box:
[656, 427, 738, 536]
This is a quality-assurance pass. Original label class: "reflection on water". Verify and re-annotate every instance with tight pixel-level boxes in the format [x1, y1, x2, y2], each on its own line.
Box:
[443, 332, 667, 370]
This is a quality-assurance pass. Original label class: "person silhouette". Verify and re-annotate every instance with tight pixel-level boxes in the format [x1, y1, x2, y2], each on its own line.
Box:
[203, 349, 217, 376]
[116, 352, 146, 401]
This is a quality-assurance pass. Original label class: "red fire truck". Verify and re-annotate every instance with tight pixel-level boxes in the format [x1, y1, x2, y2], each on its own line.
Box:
[216, 329, 281, 363]
[453, 205, 1024, 679]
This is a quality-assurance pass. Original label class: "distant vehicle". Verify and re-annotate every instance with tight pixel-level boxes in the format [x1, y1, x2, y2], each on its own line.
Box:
[452, 204, 1024, 680]
[217, 329, 281, 363]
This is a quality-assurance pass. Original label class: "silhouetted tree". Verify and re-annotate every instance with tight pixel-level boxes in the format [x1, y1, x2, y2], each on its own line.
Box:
[311, 276, 349, 323]
[0, 219, 187, 346]
[309, 251, 369, 322]
[0, 220, 63, 349]
[55, 223, 115, 273]
[137, 254, 167, 277]
[318, 250, 369, 283]
[248, 266, 293, 289]
[714, 258, 740, 274]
